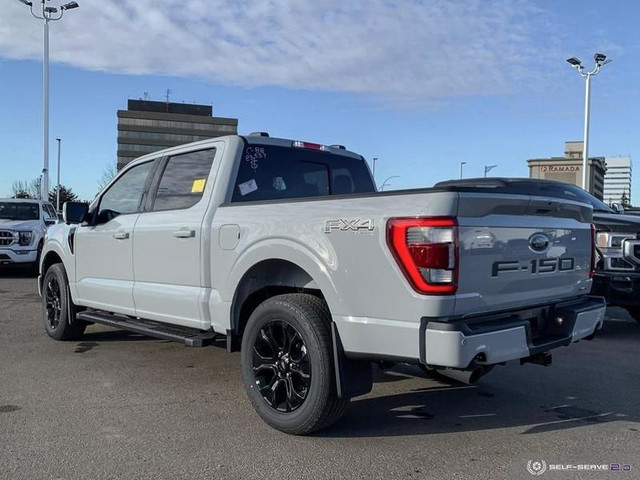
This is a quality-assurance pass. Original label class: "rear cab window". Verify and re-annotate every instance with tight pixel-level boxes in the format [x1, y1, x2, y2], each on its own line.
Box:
[231, 143, 375, 203]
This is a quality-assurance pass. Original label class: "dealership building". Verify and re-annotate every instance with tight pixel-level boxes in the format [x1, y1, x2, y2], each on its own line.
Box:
[117, 100, 238, 170]
[527, 141, 606, 200]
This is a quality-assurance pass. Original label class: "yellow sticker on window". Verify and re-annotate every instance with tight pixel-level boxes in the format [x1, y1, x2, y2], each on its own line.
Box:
[191, 178, 206, 193]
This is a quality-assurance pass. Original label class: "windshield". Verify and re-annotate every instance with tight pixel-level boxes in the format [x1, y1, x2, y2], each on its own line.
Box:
[0, 202, 40, 221]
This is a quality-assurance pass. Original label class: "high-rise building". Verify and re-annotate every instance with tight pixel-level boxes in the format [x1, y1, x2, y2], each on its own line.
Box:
[527, 141, 606, 200]
[117, 100, 238, 170]
[603, 156, 632, 206]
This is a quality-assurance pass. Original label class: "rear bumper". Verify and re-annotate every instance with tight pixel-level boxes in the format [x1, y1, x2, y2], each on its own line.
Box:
[421, 296, 606, 369]
[0, 248, 38, 265]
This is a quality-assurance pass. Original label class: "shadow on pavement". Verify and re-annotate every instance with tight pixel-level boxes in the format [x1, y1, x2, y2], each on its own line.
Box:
[0, 265, 38, 279]
[80, 328, 164, 343]
[319, 378, 638, 438]
[319, 348, 640, 438]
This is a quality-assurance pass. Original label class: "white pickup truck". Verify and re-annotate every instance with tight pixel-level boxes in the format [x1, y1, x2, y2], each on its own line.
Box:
[39, 134, 606, 434]
[0, 198, 58, 270]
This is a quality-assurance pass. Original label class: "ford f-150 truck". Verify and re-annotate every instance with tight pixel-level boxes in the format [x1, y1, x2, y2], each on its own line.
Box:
[39, 134, 606, 434]
[0, 198, 58, 270]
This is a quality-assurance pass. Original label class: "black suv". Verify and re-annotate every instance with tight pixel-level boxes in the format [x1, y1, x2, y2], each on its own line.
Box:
[436, 178, 640, 324]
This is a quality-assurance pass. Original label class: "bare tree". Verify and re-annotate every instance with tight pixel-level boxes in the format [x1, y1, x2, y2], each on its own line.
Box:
[11, 180, 31, 198]
[97, 162, 118, 193]
[11, 179, 42, 199]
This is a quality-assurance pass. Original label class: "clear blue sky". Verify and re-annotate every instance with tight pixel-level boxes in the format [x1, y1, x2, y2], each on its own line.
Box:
[1, 0, 639, 202]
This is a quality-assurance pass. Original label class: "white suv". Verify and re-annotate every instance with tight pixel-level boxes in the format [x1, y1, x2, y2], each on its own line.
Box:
[0, 198, 57, 270]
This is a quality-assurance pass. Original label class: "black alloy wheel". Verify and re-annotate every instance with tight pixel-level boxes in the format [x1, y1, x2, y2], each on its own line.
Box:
[42, 263, 86, 341]
[240, 294, 349, 435]
[252, 321, 311, 412]
[45, 275, 62, 331]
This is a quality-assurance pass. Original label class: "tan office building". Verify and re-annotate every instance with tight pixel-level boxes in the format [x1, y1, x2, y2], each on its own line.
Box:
[117, 100, 238, 170]
[527, 141, 606, 200]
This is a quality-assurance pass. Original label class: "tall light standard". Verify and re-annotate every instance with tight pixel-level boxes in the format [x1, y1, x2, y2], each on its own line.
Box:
[566, 53, 611, 191]
[16, 0, 80, 200]
[484, 164, 497, 177]
[379, 175, 400, 191]
[372, 157, 378, 182]
[459, 161, 467, 179]
[55, 137, 61, 211]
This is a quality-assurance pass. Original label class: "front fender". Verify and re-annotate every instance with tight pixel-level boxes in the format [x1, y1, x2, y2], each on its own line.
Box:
[39, 224, 76, 296]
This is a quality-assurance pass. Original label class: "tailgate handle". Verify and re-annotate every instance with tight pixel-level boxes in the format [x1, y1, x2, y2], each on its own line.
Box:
[535, 208, 552, 215]
[173, 229, 196, 238]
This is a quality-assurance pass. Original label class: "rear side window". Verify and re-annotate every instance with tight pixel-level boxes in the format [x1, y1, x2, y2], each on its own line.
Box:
[231, 144, 374, 203]
[152, 149, 216, 211]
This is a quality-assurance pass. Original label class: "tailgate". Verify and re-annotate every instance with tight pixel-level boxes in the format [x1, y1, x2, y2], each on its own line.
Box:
[454, 193, 593, 315]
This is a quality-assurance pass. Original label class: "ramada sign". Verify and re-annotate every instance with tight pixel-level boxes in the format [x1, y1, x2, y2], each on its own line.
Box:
[540, 165, 580, 173]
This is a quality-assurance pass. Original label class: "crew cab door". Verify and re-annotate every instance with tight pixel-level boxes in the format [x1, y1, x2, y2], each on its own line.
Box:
[132, 148, 216, 329]
[74, 160, 156, 315]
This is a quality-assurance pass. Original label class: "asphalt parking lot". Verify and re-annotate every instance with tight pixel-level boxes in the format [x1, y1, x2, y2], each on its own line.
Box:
[1, 266, 638, 480]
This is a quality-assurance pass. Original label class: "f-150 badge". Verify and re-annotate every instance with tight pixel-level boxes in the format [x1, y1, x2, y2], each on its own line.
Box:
[324, 218, 375, 234]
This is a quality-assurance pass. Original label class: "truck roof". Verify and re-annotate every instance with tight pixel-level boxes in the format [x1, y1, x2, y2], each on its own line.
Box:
[124, 134, 363, 170]
[0, 198, 49, 204]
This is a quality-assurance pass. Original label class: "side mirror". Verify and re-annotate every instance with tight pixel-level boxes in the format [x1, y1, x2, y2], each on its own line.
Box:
[44, 218, 57, 226]
[611, 203, 625, 214]
[63, 202, 89, 224]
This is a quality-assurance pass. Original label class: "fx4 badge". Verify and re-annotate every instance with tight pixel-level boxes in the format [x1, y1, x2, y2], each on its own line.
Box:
[324, 218, 375, 234]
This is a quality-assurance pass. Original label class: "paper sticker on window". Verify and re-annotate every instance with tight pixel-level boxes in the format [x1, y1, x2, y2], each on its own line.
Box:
[238, 179, 258, 196]
[191, 178, 206, 193]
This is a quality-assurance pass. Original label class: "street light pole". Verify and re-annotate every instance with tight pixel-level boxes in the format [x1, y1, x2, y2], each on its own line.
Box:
[459, 162, 467, 179]
[43, 14, 49, 201]
[16, 0, 79, 200]
[56, 137, 61, 211]
[566, 53, 611, 192]
[484, 164, 497, 177]
[379, 175, 400, 192]
[582, 73, 591, 192]
[372, 157, 378, 182]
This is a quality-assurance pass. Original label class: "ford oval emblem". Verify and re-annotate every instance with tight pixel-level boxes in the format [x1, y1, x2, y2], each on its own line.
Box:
[529, 233, 550, 252]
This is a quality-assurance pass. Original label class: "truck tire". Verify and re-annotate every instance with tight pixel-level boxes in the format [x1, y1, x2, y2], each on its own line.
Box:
[240, 293, 349, 435]
[42, 263, 86, 340]
[626, 307, 640, 325]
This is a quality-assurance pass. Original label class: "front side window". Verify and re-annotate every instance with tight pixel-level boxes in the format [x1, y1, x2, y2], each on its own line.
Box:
[42, 205, 54, 222]
[151, 149, 216, 211]
[99, 161, 155, 218]
[44, 204, 57, 218]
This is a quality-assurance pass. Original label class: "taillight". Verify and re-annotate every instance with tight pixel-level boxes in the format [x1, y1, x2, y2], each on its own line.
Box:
[292, 141, 326, 151]
[590, 223, 596, 278]
[387, 217, 458, 294]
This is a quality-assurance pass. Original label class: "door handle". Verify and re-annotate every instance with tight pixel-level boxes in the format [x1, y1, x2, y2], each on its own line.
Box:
[113, 232, 130, 240]
[173, 229, 196, 238]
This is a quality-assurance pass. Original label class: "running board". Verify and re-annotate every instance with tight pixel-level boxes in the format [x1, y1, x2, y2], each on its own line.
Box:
[76, 310, 218, 347]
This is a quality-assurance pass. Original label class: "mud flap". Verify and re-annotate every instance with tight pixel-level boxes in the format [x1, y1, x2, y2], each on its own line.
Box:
[331, 322, 372, 399]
